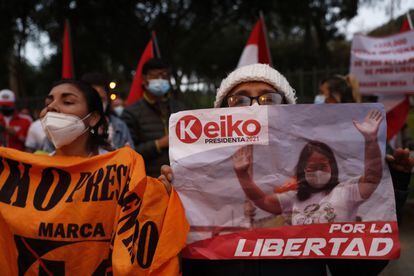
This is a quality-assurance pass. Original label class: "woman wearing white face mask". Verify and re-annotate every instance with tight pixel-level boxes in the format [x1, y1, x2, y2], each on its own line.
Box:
[232, 109, 383, 225]
[40, 79, 111, 156]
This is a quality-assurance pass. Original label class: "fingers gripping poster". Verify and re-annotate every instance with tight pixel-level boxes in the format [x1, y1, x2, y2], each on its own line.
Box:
[169, 103, 399, 260]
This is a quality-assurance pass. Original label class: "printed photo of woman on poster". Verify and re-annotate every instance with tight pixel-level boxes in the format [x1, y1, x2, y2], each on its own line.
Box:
[232, 109, 383, 225]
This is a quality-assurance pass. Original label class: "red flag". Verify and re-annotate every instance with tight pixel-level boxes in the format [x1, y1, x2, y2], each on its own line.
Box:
[386, 97, 410, 140]
[125, 39, 155, 106]
[237, 14, 272, 68]
[400, 17, 411, 32]
[62, 20, 74, 79]
[385, 15, 412, 140]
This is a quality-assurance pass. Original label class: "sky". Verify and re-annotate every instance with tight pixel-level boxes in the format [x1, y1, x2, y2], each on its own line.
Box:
[341, 0, 414, 40]
[24, 1, 414, 66]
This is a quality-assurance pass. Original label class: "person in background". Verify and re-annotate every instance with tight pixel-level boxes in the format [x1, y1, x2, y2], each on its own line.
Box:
[81, 72, 134, 150]
[0, 89, 31, 151]
[25, 116, 46, 152]
[315, 75, 361, 104]
[111, 96, 125, 117]
[315, 75, 414, 223]
[18, 107, 33, 122]
[122, 58, 185, 177]
[313, 74, 414, 275]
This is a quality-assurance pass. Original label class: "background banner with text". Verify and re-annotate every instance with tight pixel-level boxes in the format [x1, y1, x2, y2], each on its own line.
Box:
[350, 30, 414, 94]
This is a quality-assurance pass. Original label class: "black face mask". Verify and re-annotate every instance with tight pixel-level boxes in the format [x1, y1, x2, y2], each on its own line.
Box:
[1, 107, 14, 116]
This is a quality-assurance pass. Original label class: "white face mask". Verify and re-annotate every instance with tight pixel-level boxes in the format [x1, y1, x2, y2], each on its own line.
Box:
[314, 94, 326, 104]
[41, 112, 91, 149]
[305, 170, 331, 189]
[113, 106, 124, 116]
[147, 79, 170, 96]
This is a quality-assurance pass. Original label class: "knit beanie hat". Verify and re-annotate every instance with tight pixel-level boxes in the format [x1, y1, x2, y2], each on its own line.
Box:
[214, 63, 296, 107]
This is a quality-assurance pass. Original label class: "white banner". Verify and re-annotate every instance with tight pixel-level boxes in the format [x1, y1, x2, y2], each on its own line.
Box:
[350, 30, 414, 94]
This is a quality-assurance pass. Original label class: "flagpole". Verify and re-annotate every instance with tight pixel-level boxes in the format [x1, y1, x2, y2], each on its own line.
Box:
[68, 19, 75, 78]
[152, 31, 161, 58]
[62, 19, 75, 79]
[259, 11, 272, 66]
[406, 12, 413, 30]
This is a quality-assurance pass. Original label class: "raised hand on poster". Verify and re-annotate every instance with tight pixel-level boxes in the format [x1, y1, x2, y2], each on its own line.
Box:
[232, 145, 253, 178]
[232, 145, 281, 215]
[353, 109, 383, 199]
[353, 109, 383, 141]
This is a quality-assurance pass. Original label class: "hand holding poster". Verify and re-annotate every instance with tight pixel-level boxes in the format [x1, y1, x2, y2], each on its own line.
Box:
[170, 103, 399, 260]
[350, 30, 414, 94]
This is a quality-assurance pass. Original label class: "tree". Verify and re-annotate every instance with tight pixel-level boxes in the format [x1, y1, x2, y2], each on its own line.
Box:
[0, 0, 38, 98]
[2, 0, 373, 104]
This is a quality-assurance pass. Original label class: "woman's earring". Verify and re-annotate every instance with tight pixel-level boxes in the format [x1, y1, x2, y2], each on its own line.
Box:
[90, 128, 95, 134]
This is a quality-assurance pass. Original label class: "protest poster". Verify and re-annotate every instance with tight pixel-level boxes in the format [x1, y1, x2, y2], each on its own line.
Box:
[0, 147, 188, 275]
[170, 103, 399, 260]
[350, 30, 414, 94]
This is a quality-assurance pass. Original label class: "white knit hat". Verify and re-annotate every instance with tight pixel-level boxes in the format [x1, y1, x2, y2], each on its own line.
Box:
[214, 63, 296, 107]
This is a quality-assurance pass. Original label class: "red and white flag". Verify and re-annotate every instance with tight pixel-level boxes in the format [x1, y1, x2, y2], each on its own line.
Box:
[62, 19, 74, 79]
[126, 32, 160, 106]
[237, 14, 272, 68]
[382, 13, 413, 141]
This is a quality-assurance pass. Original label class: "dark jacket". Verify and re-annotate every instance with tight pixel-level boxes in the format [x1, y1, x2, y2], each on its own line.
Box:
[122, 95, 185, 177]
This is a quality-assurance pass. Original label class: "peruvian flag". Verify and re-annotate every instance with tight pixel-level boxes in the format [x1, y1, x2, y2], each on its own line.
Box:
[383, 13, 413, 141]
[237, 14, 272, 68]
[126, 32, 160, 106]
[62, 19, 74, 79]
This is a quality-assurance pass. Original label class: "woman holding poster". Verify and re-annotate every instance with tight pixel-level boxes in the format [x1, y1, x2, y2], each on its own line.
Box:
[167, 64, 331, 275]
[161, 64, 408, 275]
[0, 79, 188, 275]
[232, 109, 383, 225]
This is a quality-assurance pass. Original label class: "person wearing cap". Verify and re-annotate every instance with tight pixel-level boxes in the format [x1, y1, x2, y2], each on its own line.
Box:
[0, 89, 31, 151]
[122, 58, 185, 177]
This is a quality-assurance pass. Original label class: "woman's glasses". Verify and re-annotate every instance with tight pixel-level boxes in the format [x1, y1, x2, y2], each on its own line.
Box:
[227, 92, 285, 107]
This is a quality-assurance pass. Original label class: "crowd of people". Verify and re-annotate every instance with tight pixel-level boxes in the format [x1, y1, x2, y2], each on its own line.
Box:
[0, 59, 412, 275]
[0, 58, 176, 171]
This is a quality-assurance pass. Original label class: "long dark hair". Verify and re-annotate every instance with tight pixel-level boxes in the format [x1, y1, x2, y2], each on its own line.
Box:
[321, 76, 354, 103]
[81, 72, 113, 117]
[296, 141, 339, 201]
[50, 79, 110, 152]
